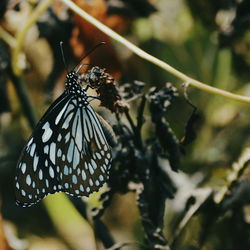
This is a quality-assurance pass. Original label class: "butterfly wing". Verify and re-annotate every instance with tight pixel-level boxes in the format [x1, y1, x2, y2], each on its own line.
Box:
[15, 94, 111, 207]
[55, 102, 112, 196]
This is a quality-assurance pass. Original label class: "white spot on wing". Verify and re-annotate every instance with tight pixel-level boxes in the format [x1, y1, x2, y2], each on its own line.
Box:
[58, 134, 62, 142]
[73, 150, 80, 169]
[21, 163, 26, 174]
[55, 102, 69, 125]
[62, 112, 74, 129]
[75, 112, 82, 151]
[88, 164, 94, 175]
[49, 142, 56, 164]
[27, 138, 33, 147]
[42, 122, 53, 143]
[84, 162, 88, 170]
[100, 167, 105, 174]
[33, 153, 39, 171]
[39, 169, 43, 180]
[83, 109, 90, 141]
[96, 153, 101, 159]
[82, 170, 86, 180]
[30, 143, 36, 157]
[72, 175, 77, 184]
[64, 165, 69, 175]
[65, 132, 70, 143]
[44, 145, 49, 154]
[26, 174, 31, 186]
[90, 159, 97, 169]
[49, 166, 55, 178]
[89, 178, 93, 186]
[72, 111, 79, 137]
[67, 139, 74, 163]
[93, 121, 105, 145]
[57, 148, 62, 157]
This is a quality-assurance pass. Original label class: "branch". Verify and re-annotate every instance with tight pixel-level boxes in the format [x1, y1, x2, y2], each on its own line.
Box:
[60, 0, 250, 104]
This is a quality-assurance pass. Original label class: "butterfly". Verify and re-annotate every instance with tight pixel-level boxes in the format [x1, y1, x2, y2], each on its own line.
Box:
[15, 67, 112, 207]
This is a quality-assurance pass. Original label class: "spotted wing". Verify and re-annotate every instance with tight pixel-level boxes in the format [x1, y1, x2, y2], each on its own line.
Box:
[15, 94, 111, 207]
[55, 102, 112, 197]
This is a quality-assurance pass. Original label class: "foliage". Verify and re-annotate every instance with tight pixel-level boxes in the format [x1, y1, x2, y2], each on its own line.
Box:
[0, 0, 250, 250]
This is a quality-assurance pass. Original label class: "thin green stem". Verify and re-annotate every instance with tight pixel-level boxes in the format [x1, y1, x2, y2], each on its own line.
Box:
[8, 68, 37, 129]
[60, 0, 250, 104]
[124, 109, 137, 134]
[136, 95, 146, 148]
[12, 0, 55, 75]
[9, 0, 250, 104]
[0, 27, 17, 48]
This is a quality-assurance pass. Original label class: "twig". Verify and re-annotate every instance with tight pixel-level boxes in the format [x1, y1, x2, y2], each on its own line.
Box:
[136, 95, 146, 148]
[136, 95, 146, 131]
[60, 0, 250, 104]
[124, 109, 136, 135]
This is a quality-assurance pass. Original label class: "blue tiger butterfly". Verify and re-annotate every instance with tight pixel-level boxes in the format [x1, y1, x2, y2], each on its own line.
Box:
[15, 43, 112, 207]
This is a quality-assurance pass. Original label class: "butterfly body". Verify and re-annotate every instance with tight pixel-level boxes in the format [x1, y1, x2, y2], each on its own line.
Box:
[65, 71, 88, 105]
[15, 70, 112, 207]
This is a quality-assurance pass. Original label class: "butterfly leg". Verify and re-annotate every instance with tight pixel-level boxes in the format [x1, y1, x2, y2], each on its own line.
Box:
[87, 96, 101, 102]
[83, 85, 95, 92]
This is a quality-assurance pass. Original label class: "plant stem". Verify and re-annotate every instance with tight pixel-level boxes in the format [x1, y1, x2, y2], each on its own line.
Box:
[8, 68, 37, 129]
[0, 27, 17, 48]
[136, 95, 146, 148]
[9, 0, 250, 104]
[60, 0, 250, 104]
[124, 109, 136, 134]
[12, 0, 55, 75]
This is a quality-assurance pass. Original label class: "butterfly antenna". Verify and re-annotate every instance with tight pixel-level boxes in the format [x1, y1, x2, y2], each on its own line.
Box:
[60, 41, 68, 73]
[75, 42, 106, 73]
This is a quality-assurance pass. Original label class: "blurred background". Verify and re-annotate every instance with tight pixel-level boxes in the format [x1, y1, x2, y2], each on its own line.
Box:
[1, 0, 250, 249]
